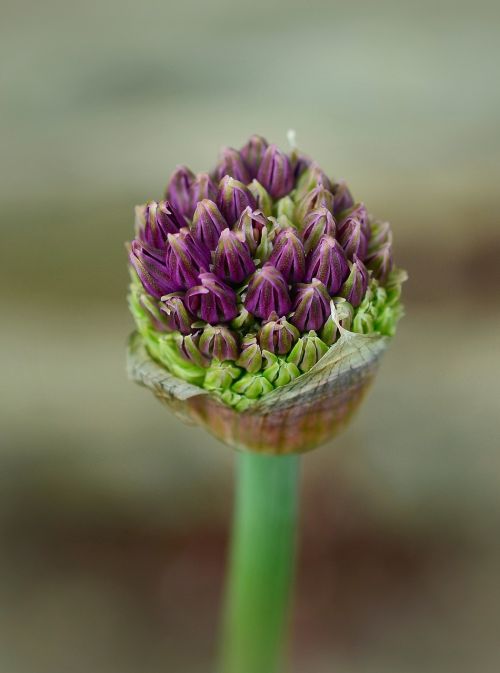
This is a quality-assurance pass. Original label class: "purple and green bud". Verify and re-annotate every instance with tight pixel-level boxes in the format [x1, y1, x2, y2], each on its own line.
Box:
[338, 217, 368, 261]
[244, 265, 292, 321]
[213, 229, 256, 284]
[235, 207, 267, 254]
[368, 220, 393, 254]
[159, 292, 194, 334]
[129, 240, 177, 298]
[240, 135, 268, 178]
[320, 297, 355, 344]
[215, 147, 251, 184]
[189, 173, 218, 208]
[217, 176, 257, 225]
[301, 208, 336, 255]
[166, 165, 196, 218]
[267, 229, 306, 283]
[165, 228, 210, 290]
[338, 202, 370, 239]
[236, 334, 263, 374]
[185, 272, 238, 324]
[332, 180, 354, 215]
[199, 324, 239, 361]
[204, 360, 242, 392]
[276, 195, 296, 223]
[262, 352, 300, 387]
[174, 331, 209, 368]
[295, 163, 332, 201]
[305, 235, 349, 294]
[135, 200, 187, 249]
[339, 255, 369, 307]
[258, 314, 299, 355]
[138, 293, 170, 332]
[256, 144, 294, 199]
[191, 199, 228, 251]
[287, 331, 329, 373]
[248, 179, 273, 216]
[365, 243, 393, 283]
[295, 185, 335, 222]
[231, 372, 274, 399]
[290, 279, 331, 332]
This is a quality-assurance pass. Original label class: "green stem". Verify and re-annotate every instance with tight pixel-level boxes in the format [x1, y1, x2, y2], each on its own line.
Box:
[220, 451, 300, 673]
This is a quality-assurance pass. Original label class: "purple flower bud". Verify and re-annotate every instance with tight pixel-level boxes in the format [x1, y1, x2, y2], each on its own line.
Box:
[305, 235, 349, 294]
[296, 185, 334, 222]
[129, 240, 177, 298]
[256, 144, 294, 199]
[199, 325, 239, 361]
[240, 135, 269, 178]
[291, 280, 331, 332]
[213, 229, 256, 284]
[165, 228, 210, 290]
[165, 165, 196, 218]
[291, 152, 312, 180]
[295, 163, 332, 200]
[191, 199, 228, 250]
[215, 147, 251, 184]
[244, 265, 292, 321]
[217, 176, 257, 225]
[332, 180, 354, 215]
[236, 334, 263, 373]
[339, 255, 369, 307]
[185, 272, 238, 324]
[368, 221, 392, 254]
[338, 217, 368, 261]
[338, 202, 370, 239]
[135, 201, 187, 249]
[235, 207, 268, 254]
[159, 292, 194, 334]
[174, 332, 209, 368]
[365, 243, 393, 284]
[267, 229, 306, 283]
[189, 172, 218, 208]
[258, 314, 299, 355]
[301, 208, 336, 255]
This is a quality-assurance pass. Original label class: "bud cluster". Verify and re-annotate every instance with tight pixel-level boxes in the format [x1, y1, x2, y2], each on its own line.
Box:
[128, 136, 404, 407]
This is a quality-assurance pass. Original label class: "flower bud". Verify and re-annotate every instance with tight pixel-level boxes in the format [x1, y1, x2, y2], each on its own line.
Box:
[240, 135, 268, 178]
[215, 147, 251, 184]
[217, 176, 257, 225]
[235, 207, 268, 254]
[301, 208, 336, 255]
[319, 297, 355, 345]
[332, 180, 354, 215]
[248, 180, 273, 216]
[244, 265, 292, 321]
[339, 255, 369, 307]
[365, 243, 393, 283]
[189, 172, 218, 208]
[305, 235, 349, 294]
[352, 309, 375, 335]
[174, 331, 209, 368]
[295, 163, 332, 201]
[290, 280, 331, 332]
[165, 228, 211, 290]
[231, 372, 274, 399]
[137, 293, 170, 332]
[258, 314, 299, 355]
[262, 352, 300, 387]
[213, 229, 256, 284]
[338, 217, 368, 261]
[191, 199, 229, 251]
[236, 334, 263, 374]
[295, 185, 334, 222]
[129, 240, 177, 298]
[276, 195, 296, 222]
[256, 144, 294, 199]
[338, 202, 370, 239]
[368, 221, 393, 255]
[287, 331, 329, 373]
[165, 165, 196, 218]
[267, 229, 306, 283]
[158, 292, 193, 334]
[204, 360, 242, 392]
[135, 201, 187, 249]
[199, 324, 239, 361]
[185, 272, 238, 324]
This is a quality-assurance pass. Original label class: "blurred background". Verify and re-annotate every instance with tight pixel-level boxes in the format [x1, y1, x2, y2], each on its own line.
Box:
[1, 0, 499, 671]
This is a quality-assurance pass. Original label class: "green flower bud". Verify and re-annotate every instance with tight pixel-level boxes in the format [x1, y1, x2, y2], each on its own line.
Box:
[204, 359, 243, 392]
[218, 389, 255, 412]
[248, 179, 273, 217]
[319, 297, 354, 345]
[232, 372, 274, 399]
[275, 195, 296, 222]
[235, 334, 263, 374]
[352, 309, 375, 334]
[287, 331, 329, 373]
[173, 332, 209, 368]
[262, 352, 301, 388]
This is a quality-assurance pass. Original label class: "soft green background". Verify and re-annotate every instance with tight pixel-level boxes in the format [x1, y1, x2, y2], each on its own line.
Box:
[1, 0, 499, 672]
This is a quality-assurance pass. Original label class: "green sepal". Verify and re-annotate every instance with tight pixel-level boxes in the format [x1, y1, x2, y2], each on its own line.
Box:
[231, 372, 274, 399]
[204, 359, 243, 392]
[262, 352, 301, 388]
[287, 331, 329, 373]
[248, 179, 273, 217]
[275, 195, 296, 222]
